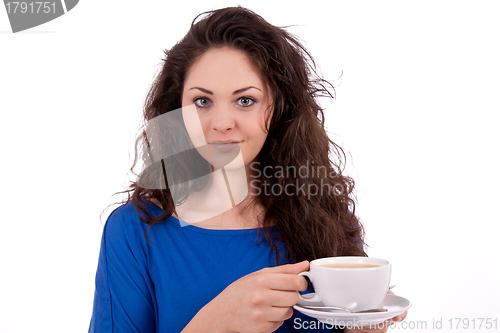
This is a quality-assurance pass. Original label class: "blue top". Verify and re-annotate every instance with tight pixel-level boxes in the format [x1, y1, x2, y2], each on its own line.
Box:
[88, 201, 341, 332]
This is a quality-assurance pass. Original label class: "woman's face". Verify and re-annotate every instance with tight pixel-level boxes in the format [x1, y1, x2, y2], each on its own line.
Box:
[182, 47, 272, 168]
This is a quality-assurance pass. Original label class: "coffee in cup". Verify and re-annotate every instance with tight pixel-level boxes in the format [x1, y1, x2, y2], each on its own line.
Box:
[298, 257, 391, 312]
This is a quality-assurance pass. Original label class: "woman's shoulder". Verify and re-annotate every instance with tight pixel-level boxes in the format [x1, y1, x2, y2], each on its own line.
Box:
[103, 200, 170, 237]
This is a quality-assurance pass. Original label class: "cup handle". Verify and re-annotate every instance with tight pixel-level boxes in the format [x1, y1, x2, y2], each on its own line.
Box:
[297, 271, 322, 304]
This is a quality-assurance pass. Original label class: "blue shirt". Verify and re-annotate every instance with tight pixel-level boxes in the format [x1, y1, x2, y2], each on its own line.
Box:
[88, 201, 341, 332]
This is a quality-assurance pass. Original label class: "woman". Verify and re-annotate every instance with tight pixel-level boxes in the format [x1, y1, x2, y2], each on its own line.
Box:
[89, 6, 406, 333]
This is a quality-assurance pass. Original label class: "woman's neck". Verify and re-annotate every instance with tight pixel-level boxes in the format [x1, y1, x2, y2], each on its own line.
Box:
[151, 166, 265, 230]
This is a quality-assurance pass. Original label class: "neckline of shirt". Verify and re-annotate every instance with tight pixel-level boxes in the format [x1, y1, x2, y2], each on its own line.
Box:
[146, 200, 277, 236]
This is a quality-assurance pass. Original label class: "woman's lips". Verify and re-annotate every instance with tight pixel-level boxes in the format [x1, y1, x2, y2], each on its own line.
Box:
[209, 142, 239, 152]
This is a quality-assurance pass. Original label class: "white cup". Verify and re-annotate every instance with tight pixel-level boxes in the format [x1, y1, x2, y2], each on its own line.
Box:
[298, 257, 391, 312]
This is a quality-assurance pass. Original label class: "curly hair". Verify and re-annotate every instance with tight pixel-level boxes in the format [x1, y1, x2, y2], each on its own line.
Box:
[114, 6, 366, 264]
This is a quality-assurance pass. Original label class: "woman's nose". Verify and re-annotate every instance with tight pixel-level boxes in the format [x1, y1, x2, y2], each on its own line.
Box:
[211, 104, 235, 132]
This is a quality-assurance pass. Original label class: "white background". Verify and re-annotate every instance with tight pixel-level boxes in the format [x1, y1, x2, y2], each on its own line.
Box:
[1, 1, 499, 332]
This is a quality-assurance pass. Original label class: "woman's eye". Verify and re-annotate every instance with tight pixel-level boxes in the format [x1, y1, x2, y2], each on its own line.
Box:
[237, 97, 256, 107]
[194, 97, 211, 108]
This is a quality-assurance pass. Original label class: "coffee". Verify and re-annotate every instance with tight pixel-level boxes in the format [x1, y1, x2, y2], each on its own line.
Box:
[320, 263, 381, 269]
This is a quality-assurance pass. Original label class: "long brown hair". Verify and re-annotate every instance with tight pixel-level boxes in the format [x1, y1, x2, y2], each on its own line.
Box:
[114, 6, 366, 264]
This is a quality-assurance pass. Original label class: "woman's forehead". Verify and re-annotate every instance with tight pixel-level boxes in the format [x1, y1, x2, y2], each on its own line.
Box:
[184, 47, 269, 94]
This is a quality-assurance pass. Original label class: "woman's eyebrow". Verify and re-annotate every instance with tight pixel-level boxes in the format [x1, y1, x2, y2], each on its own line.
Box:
[232, 86, 261, 95]
[188, 86, 262, 95]
[189, 87, 213, 95]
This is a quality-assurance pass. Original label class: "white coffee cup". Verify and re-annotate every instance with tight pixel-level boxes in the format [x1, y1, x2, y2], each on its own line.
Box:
[298, 257, 391, 312]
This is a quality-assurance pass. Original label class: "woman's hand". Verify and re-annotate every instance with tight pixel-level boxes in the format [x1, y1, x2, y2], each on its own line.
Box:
[344, 290, 408, 333]
[198, 261, 310, 333]
[219, 260, 310, 333]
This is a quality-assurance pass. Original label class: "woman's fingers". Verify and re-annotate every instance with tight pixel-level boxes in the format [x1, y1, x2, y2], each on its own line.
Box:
[389, 310, 407, 323]
[261, 289, 301, 307]
[263, 272, 308, 292]
[268, 306, 295, 321]
[214, 262, 312, 333]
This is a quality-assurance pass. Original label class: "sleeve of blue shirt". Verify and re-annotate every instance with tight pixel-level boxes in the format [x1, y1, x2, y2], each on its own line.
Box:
[88, 208, 156, 333]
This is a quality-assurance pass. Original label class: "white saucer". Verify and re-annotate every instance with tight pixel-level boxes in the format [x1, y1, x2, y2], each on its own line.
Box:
[293, 294, 411, 327]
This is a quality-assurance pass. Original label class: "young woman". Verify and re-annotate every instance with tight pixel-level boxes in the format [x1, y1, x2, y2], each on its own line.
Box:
[89, 6, 406, 333]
